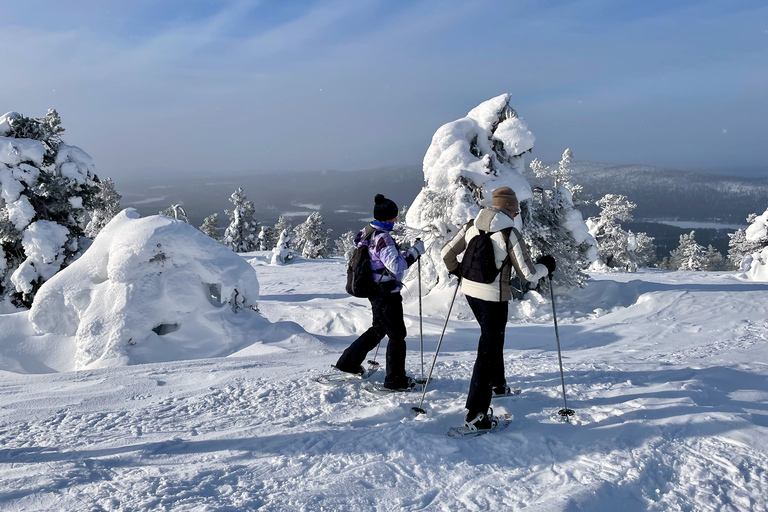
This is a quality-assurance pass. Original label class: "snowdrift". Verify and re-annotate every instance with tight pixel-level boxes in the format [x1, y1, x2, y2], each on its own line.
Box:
[29, 209, 264, 369]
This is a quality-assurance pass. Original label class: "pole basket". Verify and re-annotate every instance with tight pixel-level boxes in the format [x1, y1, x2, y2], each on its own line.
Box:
[558, 408, 575, 418]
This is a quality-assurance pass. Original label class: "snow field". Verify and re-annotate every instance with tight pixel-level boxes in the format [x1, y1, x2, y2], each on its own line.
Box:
[0, 254, 766, 510]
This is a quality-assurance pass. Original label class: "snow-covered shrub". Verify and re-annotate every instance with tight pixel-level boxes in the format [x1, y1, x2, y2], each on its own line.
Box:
[160, 204, 189, 223]
[29, 209, 261, 369]
[223, 188, 258, 253]
[587, 194, 656, 271]
[0, 110, 99, 307]
[293, 212, 331, 259]
[405, 94, 537, 292]
[199, 213, 221, 241]
[271, 229, 295, 265]
[728, 208, 768, 271]
[524, 150, 597, 287]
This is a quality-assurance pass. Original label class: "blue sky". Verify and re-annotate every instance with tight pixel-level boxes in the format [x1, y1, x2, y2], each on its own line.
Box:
[2, 0, 766, 179]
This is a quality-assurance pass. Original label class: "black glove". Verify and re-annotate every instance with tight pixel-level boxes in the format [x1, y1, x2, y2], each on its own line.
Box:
[537, 255, 556, 277]
[448, 267, 462, 279]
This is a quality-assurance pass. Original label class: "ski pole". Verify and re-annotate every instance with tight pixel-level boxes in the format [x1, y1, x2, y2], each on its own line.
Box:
[417, 240, 424, 383]
[413, 279, 460, 415]
[368, 342, 381, 368]
[549, 276, 575, 421]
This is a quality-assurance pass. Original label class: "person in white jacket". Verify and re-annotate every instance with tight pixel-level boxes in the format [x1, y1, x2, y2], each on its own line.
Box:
[441, 187, 555, 430]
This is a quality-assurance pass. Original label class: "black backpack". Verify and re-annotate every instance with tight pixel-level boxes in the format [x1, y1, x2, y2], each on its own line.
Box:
[460, 221, 510, 284]
[345, 228, 378, 298]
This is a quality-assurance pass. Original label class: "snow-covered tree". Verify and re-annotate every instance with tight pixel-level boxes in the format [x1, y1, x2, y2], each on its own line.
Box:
[293, 212, 331, 259]
[270, 229, 295, 265]
[160, 204, 189, 223]
[728, 208, 768, 270]
[405, 94, 544, 293]
[274, 216, 292, 248]
[587, 194, 656, 271]
[333, 230, 356, 260]
[258, 225, 273, 251]
[223, 188, 258, 253]
[523, 149, 597, 287]
[667, 231, 707, 271]
[703, 245, 726, 271]
[85, 178, 122, 238]
[524, 186, 595, 288]
[0, 110, 100, 307]
[199, 213, 221, 241]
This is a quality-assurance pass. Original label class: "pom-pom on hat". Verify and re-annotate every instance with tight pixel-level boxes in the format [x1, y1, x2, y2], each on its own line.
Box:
[373, 194, 399, 222]
[492, 187, 519, 217]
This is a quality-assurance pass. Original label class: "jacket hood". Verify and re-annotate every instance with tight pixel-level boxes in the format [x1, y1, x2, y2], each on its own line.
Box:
[475, 207, 515, 233]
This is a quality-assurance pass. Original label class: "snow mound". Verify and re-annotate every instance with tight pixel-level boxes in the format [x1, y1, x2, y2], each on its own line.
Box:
[29, 209, 263, 369]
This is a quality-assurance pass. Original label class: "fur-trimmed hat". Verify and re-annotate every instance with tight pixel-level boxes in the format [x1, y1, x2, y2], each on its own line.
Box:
[373, 194, 398, 221]
[491, 187, 519, 217]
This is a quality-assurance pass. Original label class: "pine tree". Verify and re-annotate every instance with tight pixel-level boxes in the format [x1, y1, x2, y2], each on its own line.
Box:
[703, 245, 726, 271]
[270, 229, 294, 265]
[588, 194, 656, 271]
[0, 109, 100, 306]
[86, 178, 122, 238]
[293, 212, 331, 259]
[223, 188, 258, 253]
[333, 230, 357, 259]
[273, 216, 292, 248]
[669, 231, 707, 271]
[200, 213, 221, 241]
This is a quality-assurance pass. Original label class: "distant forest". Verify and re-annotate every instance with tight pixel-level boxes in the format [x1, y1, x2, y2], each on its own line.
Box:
[119, 162, 768, 258]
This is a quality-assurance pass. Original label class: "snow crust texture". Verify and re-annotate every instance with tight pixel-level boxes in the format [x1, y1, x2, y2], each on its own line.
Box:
[29, 209, 262, 370]
[1, 255, 767, 511]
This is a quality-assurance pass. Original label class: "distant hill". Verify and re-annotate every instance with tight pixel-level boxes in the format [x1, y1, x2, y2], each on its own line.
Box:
[119, 162, 767, 258]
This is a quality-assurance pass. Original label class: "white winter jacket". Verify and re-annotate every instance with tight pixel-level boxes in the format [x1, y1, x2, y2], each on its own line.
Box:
[441, 207, 548, 302]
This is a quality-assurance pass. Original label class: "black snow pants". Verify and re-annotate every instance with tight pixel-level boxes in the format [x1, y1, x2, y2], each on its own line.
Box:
[465, 295, 509, 416]
[335, 284, 408, 388]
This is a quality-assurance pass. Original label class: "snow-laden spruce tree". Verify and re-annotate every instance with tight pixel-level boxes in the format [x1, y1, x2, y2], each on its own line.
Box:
[223, 188, 258, 253]
[405, 94, 541, 292]
[728, 207, 768, 271]
[587, 194, 656, 271]
[200, 213, 221, 241]
[667, 231, 707, 271]
[0, 110, 99, 307]
[160, 204, 189, 223]
[524, 150, 597, 287]
[293, 212, 331, 259]
[85, 178, 122, 238]
[270, 229, 295, 265]
[273, 216, 292, 249]
[333, 230, 356, 260]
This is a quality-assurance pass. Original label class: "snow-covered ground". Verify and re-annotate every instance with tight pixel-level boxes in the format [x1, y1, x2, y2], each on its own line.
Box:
[0, 254, 767, 511]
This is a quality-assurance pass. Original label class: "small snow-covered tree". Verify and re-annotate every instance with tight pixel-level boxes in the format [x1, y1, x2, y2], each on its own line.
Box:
[524, 150, 597, 287]
[223, 188, 258, 253]
[728, 208, 768, 270]
[258, 225, 274, 251]
[334, 230, 357, 260]
[270, 229, 295, 265]
[587, 194, 655, 271]
[200, 213, 221, 241]
[703, 245, 726, 271]
[293, 212, 331, 259]
[0, 109, 100, 306]
[274, 216, 292, 248]
[160, 204, 189, 223]
[667, 231, 707, 271]
[85, 178, 122, 238]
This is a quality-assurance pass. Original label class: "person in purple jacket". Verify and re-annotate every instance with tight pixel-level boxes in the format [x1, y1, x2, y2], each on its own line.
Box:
[335, 194, 425, 389]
